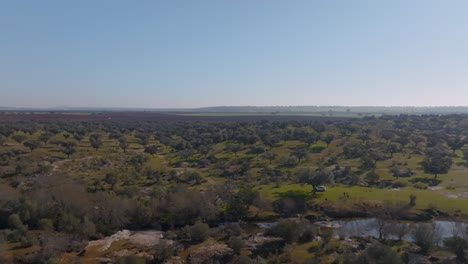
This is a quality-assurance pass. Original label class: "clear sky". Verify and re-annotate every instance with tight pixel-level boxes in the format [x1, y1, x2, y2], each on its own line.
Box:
[1, 0, 468, 108]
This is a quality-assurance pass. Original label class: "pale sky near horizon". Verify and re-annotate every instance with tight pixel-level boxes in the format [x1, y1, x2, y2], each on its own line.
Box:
[1, 1, 468, 108]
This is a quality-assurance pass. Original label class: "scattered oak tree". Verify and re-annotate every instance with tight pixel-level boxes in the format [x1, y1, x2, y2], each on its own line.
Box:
[89, 134, 103, 151]
[144, 144, 159, 156]
[23, 140, 42, 152]
[420, 146, 453, 178]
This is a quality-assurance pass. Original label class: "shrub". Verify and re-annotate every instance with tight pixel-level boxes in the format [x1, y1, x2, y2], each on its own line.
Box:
[444, 236, 468, 263]
[413, 182, 428, 189]
[8, 214, 28, 233]
[177, 222, 210, 244]
[222, 223, 242, 237]
[310, 146, 326, 153]
[116, 255, 147, 264]
[365, 171, 380, 185]
[153, 240, 175, 263]
[229, 255, 260, 264]
[409, 194, 417, 207]
[272, 190, 310, 217]
[343, 143, 366, 159]
[279, 156, 298, 168]
[23, 233, 37, 247]
[391, 181, 407, 188]
[38, 218, 54, 232]
[298, 225, 318, 244]
[362, 242, 403, 264]
[227, 236, 244, 255]
[265, 219, 313, 244]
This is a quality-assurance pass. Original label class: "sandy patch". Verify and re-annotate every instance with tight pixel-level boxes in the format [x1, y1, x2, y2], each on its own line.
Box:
[444, 192, 468, 199]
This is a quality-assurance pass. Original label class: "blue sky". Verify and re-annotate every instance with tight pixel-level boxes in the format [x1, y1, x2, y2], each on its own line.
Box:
[1, 0, 468, 108]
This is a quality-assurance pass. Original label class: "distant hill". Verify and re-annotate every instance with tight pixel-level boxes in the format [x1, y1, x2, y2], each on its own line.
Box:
[2, 105, 468, 115]
[194, 106, 468, 114]
[0, 106, 18, 110]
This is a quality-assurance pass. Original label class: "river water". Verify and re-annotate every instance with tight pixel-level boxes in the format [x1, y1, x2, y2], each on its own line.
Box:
[332, 218, 468, 241]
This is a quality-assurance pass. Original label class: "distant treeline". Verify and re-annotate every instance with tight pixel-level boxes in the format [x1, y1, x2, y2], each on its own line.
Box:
[194, 106, 468, 114]
[3, 105, 468, 114]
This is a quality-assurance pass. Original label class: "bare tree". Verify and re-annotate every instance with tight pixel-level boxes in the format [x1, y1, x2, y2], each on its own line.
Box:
[413, 223, 441, 254]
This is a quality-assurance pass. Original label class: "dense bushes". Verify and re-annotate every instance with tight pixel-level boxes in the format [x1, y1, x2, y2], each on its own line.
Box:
[177, 222, 210, 244]
[265, 219, 316, 244]
[343, 242, 403, 264]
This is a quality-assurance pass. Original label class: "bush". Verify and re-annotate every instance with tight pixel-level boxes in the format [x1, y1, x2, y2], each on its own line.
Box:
[227, 236, 244, 255]
[444, 236, 468, 263]
[298, 225, 318, 244]
[279, 156, 298, 168]
[177, 222, 210, 244]
[343, 143, 366, 159]
[80, 217, 97, 239]
[222, 223, 242, 237]
[272, 190, 310, 217]
[265, 219, 313, 244]
[116, 255, 147, 264]
[362, 242, 403, 264]
[365, 171, 380, 185]
[324, 156, 338, 166]
[391, 181, 407, 188]
[229, 255, 259, 264]
[38, 218, 54, 232]
[153, 240, 175, 263]
[409, 194, 417, 207]
[413, 182, 428, 189]
[8, 214, 27, 233]
[310, 146, 326, 153]
[252, 239, 286, 258]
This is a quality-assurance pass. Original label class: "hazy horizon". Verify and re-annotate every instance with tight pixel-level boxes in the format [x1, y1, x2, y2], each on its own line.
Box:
[2, 1, 468, 108]
[4, 104, 468, 110]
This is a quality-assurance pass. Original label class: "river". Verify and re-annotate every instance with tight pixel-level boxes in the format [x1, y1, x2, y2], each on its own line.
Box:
[332, 218, 468, 241]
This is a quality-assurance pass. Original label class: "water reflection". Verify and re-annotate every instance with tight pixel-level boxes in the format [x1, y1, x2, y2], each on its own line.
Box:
[333, 218, 468, 241]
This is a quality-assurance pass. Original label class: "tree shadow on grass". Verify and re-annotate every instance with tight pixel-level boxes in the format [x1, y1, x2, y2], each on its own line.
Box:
[275, 189, 314, 199]
[409, 177, 441, 186]
[272, 190, 320, 217]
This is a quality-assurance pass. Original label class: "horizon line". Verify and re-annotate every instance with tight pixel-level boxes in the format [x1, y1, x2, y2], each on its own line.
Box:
[3, 105, 468, 110]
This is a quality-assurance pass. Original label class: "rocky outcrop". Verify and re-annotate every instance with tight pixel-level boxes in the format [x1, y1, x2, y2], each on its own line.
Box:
[245, 233, 283, 250]
[129, 230, 164, 247]
[246, 233, 285, 258]
[85, 230, 165, 252]
[82, 230, 170, 264]
[187, 243, 234, 264]
[86, 230, 131, 252]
